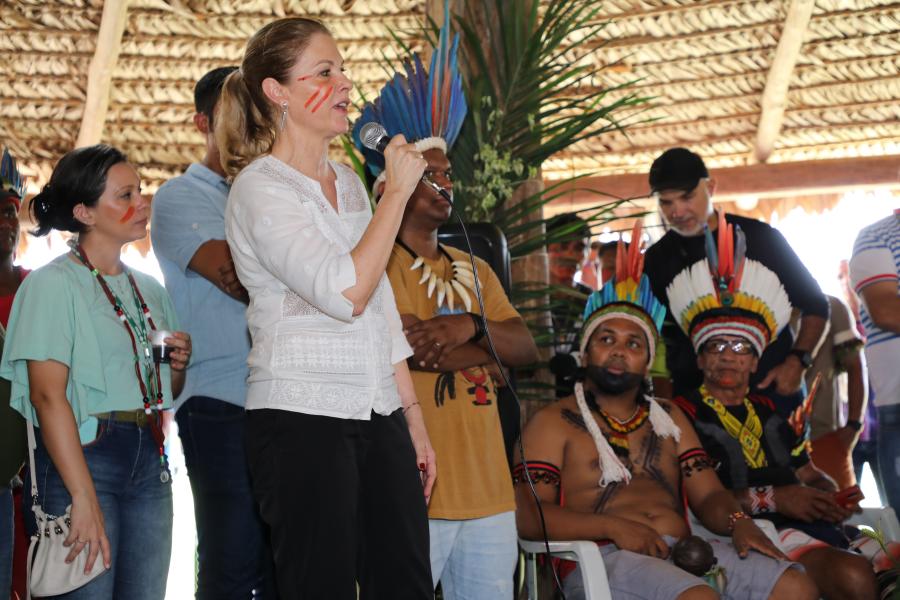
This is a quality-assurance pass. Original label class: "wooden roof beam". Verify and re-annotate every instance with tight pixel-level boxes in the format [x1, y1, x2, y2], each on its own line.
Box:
[545, 155, 900, 210]
[75, 0, 130, 148]
[754, 0, 815, 163]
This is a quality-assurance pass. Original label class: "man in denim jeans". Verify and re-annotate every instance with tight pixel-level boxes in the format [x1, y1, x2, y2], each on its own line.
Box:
[151, 67, 274, 598]
[850, 209, 900, 511]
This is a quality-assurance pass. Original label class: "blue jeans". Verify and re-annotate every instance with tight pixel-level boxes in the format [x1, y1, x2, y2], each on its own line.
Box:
[877, 404, 900, 511]
[429, 511, 518, 600]
[176, 396, 274, 599]
[0, 486, 12, 598]
[25, 417, 173, 600]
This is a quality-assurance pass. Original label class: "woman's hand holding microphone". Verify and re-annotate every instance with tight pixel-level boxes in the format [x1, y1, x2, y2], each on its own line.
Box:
[381, 134, 427, 203]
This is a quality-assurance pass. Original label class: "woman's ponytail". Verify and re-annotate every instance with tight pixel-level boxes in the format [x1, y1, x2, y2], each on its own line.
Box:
[215, 69, 275, 178]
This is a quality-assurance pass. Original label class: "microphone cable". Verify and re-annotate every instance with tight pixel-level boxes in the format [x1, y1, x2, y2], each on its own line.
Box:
[363, 122, 652, 596]
[421, 175, 567, 598]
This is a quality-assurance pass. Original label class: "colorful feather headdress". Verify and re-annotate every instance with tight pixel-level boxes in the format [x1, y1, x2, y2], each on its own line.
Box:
[580, 220, 666, 365]
[351, 1, 467, 178]
[576, 220, 680, 487]
[665, 211, 792, 356]
[1, 147, 25, 210]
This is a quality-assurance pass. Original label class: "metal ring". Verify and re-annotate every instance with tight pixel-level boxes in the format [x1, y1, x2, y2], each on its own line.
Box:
[434, 341, 441, 348]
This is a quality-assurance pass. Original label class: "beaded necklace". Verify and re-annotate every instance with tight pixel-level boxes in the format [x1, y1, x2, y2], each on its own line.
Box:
[699, 385, 767, 469]
[72, 245, 168, 475]
[586, 390, 650, 452]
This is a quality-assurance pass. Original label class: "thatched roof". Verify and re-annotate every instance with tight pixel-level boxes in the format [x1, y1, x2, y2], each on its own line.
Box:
[2, 0, 898, 194]
[547, 0, 900, 180]
[2, 0, 426, 193]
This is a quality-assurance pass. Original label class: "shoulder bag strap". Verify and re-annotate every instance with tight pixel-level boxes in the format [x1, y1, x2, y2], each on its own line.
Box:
[26, 420, 38, 505]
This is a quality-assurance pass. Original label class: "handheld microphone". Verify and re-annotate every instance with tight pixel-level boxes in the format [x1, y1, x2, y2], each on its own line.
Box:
[360, 122, 452, 204]
[360, 122, 390, 154]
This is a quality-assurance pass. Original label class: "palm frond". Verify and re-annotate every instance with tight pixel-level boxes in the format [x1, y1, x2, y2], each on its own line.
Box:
[442, 0, 649, 223]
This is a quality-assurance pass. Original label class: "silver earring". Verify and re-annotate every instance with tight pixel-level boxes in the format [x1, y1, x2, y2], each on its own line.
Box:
[280, 102, 288, 131]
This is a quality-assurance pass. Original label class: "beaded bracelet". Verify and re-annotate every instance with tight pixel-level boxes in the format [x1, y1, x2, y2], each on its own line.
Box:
[402, 401, 420, 414]
[727, 511, 751, 532]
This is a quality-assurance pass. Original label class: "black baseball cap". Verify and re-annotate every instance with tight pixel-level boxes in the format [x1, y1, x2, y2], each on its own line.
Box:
[648, 147, 709, 193]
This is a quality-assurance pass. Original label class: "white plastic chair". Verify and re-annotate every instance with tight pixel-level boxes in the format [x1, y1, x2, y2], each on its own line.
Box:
[519, 538, 612, 600]
[847, 506, 900, 540]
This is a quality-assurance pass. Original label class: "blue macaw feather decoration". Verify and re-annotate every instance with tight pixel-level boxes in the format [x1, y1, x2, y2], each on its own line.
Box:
[352, 0, 468, 177]
[409, 56, 429, 138]
[704, 224, 718, 281]
[0, 147, 24, 199]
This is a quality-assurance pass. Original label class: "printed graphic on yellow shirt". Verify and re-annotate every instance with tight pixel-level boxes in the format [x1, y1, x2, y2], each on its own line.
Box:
[435, 367, 494, 408]
[387, 242, 519, 519]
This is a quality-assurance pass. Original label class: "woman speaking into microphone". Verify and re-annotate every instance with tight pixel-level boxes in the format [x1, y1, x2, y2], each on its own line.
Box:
[217, 16, 435, 599]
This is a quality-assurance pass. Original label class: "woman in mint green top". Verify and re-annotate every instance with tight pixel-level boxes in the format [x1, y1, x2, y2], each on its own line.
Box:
[1, 145, 192, 600]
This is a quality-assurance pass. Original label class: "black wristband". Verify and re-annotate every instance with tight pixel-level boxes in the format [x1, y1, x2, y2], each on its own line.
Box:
[846, 419, 863, 432]
[468, 312, 486, 342]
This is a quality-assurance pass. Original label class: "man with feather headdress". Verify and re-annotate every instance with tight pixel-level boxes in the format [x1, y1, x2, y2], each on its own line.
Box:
[352, 11, 539, 599]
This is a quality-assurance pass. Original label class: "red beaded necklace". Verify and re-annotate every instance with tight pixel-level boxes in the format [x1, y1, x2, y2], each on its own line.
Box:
[598, 404, 650, 452]
[72, 244, 168, 471]
[585, 389, 650, 452]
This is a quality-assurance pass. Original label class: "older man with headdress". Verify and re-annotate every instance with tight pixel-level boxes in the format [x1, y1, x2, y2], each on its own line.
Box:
[353, 13, 539, 599]
[669, 212, 884, 600]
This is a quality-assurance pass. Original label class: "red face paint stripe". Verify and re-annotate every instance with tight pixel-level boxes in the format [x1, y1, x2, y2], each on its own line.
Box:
[296, 75, 312, 82]
[119, 206, 135, 223]
[304, 89, 320, 108]
[310, 85, 333, 113]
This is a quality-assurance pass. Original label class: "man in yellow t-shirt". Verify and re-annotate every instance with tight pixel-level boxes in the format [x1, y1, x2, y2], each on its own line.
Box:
[386, 146, 539, 599]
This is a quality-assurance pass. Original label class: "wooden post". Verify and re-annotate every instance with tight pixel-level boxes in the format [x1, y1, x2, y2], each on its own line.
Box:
[426, 0, 551, 415]
[76, 0, 130, 148]
[754, 0, 814, 163]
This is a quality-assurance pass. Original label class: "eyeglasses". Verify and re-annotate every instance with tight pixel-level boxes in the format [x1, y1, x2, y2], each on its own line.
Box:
[702, 339, 754, 356]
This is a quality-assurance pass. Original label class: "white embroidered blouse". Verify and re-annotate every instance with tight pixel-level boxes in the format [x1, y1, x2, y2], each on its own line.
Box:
[224, 155, 413, 419]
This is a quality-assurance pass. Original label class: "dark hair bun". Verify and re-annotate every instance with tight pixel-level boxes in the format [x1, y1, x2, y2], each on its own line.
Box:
[30, 184, 78, 236]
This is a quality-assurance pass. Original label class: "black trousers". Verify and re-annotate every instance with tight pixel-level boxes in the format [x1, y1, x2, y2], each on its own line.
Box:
[245, 408, 432, 600]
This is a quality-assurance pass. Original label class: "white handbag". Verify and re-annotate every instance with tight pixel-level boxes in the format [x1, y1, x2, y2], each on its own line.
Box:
[26, 421, 107, 599]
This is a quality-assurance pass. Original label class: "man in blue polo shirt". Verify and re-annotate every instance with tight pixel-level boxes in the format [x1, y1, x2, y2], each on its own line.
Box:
[151, 66, 273, 599]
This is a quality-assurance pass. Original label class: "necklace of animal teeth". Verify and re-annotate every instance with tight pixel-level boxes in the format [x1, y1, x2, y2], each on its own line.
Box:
[408, 254, 478, 312]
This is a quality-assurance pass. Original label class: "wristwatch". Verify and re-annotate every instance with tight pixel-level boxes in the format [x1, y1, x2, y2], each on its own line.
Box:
[789, 348, 814, 369]
[846, 419, 863, 432]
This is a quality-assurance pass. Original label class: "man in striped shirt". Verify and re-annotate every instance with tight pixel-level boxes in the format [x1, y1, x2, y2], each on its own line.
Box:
[849, 209, 900, 511]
